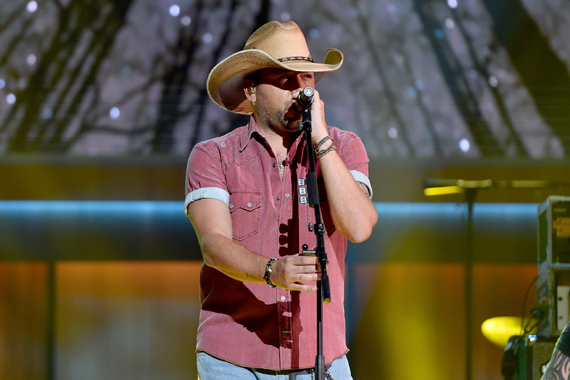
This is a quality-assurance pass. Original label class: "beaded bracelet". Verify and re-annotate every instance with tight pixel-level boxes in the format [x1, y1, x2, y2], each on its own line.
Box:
[314, 136, 333, 152]
[264, 257, 278, 288]
[316, 144, 337, 159]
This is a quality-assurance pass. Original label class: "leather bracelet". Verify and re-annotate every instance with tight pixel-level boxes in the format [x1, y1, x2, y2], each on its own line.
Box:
[264, 257, 278, 288]
[316, 144, 337, 159]
[314, 136, 333, 152]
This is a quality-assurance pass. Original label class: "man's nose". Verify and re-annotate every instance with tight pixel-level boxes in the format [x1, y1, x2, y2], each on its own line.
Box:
[293, 73, 311, 89]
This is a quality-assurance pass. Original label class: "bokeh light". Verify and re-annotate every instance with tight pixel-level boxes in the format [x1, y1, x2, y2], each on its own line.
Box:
[6, 93, 16, 105]
[109, 107, 121, 119]
[26, 1, 38, 13]
[169, 5, 180, 17]
[459, 138, 470, 152]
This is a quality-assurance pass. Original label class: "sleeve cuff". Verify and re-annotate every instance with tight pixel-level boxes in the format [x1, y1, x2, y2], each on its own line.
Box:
[185, 187, 230, 216]
[350, 170, 373, 199]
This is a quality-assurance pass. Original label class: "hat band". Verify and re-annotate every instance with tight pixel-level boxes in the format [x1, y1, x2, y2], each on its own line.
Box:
[277, 56, 315, 63]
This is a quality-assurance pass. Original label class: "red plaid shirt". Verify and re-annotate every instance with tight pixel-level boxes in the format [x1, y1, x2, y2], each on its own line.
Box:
[185, 117, 371, 370]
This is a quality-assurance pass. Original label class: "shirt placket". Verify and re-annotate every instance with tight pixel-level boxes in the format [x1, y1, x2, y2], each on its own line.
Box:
[276, 158, 294, 369]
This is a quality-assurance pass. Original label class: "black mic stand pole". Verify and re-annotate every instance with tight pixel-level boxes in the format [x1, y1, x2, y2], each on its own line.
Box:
[464, 187, 476, 380]
[299, 106, 331, 380]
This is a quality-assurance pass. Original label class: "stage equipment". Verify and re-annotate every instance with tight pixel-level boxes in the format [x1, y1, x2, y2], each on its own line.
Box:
[538, 196, 570, 267]
[536, 196, 570, 337]
[482, 317, 537, 348]
[423, 180, 569, 380]
[504, 335, 556, 380]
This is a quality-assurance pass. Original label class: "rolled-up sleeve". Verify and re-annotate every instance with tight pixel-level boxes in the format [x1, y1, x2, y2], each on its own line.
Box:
[185, 142, 229, 217]
[334, 129, 373, 199]
[350, 170, 373, 199]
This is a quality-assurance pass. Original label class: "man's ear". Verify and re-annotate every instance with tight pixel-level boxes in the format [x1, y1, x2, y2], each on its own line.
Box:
[243, 79, 256, 103]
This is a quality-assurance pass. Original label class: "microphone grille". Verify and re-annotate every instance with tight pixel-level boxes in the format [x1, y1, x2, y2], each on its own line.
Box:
[303, 87, 314, 97]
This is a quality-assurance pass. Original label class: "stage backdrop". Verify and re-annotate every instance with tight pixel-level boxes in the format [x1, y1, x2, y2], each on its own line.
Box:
[0, 201, 540, 380]
[2, 0, 570, 159]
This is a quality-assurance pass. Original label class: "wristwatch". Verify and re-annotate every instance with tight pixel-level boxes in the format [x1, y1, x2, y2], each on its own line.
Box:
[264, 257, 278, 288]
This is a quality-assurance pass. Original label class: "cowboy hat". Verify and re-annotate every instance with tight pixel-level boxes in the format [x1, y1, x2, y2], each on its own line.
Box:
[206, 20, 344, 115]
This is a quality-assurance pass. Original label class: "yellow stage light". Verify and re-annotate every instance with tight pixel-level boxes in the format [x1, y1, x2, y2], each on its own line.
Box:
[481, 316, 537, 348]
[423, 185, 465, 196]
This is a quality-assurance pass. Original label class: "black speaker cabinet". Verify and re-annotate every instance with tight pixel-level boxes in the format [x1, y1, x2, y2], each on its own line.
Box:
[513, 335, 556, 380]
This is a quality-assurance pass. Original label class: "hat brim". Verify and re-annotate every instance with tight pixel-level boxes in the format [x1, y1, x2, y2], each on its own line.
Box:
[207, 48, 343, 115]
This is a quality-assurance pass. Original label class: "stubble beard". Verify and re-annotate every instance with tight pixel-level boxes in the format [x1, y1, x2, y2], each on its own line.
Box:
[258, 103, 301, 135]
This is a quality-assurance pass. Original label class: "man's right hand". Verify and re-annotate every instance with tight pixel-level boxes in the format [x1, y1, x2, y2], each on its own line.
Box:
[270, 254, 321, 292]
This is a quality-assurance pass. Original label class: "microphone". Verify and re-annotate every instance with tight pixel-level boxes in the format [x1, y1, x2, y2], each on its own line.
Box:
[295, 87, 314, 111]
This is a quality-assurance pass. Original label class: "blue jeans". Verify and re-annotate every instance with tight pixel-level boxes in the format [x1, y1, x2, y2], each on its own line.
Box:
[197, 351, 353, 380]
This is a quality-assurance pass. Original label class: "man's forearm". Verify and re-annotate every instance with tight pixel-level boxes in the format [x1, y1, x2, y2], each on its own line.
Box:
[318, 150, 378, 243]
[201, 232, 268, 283]
[541, 348, 569, 379]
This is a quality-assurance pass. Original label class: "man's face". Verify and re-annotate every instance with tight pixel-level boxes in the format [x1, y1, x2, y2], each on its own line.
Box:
[253, 68, 316, 132]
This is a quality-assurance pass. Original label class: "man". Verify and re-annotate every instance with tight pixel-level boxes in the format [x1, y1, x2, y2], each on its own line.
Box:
[185, 20, 378, 379]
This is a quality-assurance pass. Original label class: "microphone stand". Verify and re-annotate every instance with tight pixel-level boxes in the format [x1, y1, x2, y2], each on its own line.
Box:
[299, 106, 331, 380]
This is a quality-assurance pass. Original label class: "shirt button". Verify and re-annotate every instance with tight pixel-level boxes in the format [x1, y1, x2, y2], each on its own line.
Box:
[247, 202, 252, 207]
[285, 193, 290, 198]
[229, 204, 234, 209]
[276, 196, 280, 201]
[281, 296, 286, 301]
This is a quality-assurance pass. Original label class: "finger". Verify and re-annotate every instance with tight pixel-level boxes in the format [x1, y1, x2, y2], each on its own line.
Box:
[295, 265, 321, 274]
[282, 272, 319, 286]
[282, 266, 320, 281]
[291, 273, 320, 283]
[292, 260, 321, 274]
[291, 254, 319, 265]
[286, 283, 318, 293]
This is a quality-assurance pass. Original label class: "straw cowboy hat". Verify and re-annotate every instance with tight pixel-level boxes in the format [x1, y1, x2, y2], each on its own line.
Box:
[206, 20, 344, 115]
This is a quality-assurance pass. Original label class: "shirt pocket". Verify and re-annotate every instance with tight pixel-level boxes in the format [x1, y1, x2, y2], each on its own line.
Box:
[229, 190, 262, 241]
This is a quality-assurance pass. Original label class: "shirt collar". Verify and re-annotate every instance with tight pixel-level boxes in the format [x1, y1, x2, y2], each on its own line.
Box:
[239, 116, 306, 155]
[239, 116, 258, 152]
